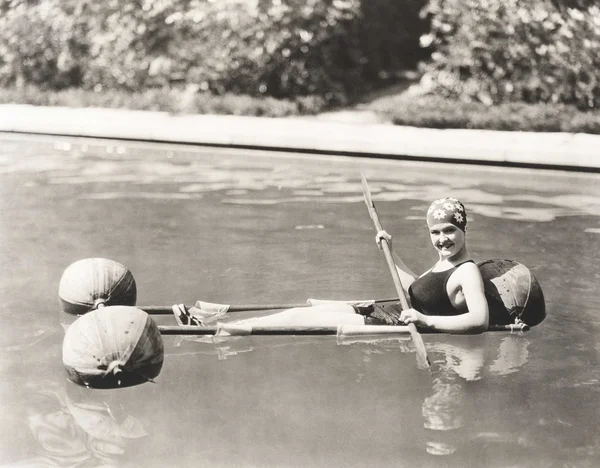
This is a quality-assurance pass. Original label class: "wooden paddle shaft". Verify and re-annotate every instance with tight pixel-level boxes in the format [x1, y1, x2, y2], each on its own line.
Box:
[376, 235, 430, 364]
[376, 229, 411, 310]
[361, 175, 430, 369]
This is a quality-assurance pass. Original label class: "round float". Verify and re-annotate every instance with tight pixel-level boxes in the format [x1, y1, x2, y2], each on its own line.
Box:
[478, 259, 546, 327]
[59, 258, 137, 316]
[62, 306, 164, 388]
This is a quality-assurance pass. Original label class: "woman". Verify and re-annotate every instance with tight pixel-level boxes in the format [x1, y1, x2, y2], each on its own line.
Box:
[375, 197, 489, 334]
[174, 197, 489, 333]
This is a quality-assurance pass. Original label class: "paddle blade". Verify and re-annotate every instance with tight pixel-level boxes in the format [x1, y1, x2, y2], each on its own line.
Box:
[360, 174, 375, 214]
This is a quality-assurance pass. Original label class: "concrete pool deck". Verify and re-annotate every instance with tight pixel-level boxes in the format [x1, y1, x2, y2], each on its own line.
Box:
[0, 104, 599, 171]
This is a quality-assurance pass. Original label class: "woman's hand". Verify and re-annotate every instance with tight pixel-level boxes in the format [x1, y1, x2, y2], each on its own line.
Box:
[400, 308, 430, 327]
[375, 230, 392, 250]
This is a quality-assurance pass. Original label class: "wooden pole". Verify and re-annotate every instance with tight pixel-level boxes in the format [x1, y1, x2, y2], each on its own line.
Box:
[157, 323, 529, 336]
[361, 175, 432, 370]
[141, 303, 307, 315]
[140, 298, 399, 315]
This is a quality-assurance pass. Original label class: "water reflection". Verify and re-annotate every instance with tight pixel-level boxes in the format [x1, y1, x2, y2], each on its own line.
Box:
[422, 334, 531, 456]
[167, 328, 531, 457]
[167, 333, 336, 361]
[337, 332, 533, 457]
[7, 382, 147, 468]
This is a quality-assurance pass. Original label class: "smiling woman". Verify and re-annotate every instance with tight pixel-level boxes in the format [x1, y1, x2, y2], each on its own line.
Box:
[375, 197, 545, 333]
[169, 195, 543, 335]
[408, 198, 484, 324]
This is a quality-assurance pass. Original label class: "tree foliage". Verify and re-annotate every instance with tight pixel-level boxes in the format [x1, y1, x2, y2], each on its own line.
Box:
[3, 0, 598, 110]
[0, 0, 427, 104]
[420, 0, 600, 109]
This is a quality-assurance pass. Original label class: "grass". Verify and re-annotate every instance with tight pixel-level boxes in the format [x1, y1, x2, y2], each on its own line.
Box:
[2, 85, 600, 134]
[361, 94, 600, 134]
[0, 86, 327, 118]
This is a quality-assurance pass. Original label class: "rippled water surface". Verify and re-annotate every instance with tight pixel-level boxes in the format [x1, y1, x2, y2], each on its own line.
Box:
[1, 134, 599, 468]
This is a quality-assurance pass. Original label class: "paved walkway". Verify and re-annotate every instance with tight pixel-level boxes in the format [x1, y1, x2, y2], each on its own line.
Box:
[0, 104, 598, 171]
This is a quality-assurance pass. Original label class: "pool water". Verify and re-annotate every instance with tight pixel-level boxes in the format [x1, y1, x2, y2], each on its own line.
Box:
[1, 134, 599, 467]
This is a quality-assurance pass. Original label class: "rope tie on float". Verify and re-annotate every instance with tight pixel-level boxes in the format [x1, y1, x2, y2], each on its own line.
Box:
[103, 359, 158, 385]
[105, 359, 125, 376]
[508, 318, 529, 334]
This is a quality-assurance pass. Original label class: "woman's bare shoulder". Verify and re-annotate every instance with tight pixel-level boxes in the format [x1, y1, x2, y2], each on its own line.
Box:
[456, 261, 484, 280]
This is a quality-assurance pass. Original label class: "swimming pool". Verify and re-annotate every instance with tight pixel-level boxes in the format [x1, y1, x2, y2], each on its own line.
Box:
[1, 133, 599, 467]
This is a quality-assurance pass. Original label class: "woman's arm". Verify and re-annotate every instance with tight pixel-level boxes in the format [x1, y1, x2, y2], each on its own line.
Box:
[375, 230, 418, 295]
[400, 263, 489, 334]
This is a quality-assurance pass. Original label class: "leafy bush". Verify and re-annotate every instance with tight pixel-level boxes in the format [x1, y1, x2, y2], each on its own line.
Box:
[0, 0, 427, 105]
[0, 0, 88, 89]
[367, 94, 600, 133]
[420, 0, 600, 109]
[0, 85, 325, 117]
[4, 85, 600, 134]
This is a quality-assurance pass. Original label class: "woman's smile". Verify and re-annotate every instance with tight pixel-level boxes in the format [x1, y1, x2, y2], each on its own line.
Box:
[436, 240, 456, 255]
[428, 221, 466, 258]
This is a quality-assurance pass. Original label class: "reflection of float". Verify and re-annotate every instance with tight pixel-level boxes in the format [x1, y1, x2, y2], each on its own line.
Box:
[22, 387, 89, 468]
[10, 381, 147, 467]
[65, 383, 148, 462]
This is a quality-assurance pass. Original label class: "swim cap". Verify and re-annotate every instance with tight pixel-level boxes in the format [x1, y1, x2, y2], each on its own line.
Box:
[426, 198, 467, 231]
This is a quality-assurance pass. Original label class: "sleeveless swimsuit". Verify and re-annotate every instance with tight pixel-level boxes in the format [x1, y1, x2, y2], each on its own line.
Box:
[354, 260, 474, 325]
[408, 260, 474, 316]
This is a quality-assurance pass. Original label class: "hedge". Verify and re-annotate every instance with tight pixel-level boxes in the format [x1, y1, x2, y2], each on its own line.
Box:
[0, 0, 428, 105]
[2, 0, 599, 112]
[420, 0, 600, 109]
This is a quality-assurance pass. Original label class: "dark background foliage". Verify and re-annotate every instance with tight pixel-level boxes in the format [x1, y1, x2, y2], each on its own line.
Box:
[0, 0, 428, 105]
[0, 0, 598, 109]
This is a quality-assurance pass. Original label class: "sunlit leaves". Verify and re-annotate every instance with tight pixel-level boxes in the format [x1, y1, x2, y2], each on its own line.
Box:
[421, 0, 600, 109]
[0, 0, 427, 103]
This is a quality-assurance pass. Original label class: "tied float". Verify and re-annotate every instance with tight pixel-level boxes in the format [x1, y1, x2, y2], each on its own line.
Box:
[58, 257, 546, 389]
[62, 306, 164, 389]
[59, 258, 163, 389]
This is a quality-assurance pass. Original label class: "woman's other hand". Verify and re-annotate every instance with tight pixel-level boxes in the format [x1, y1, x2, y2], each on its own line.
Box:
[400, 308, 430, 327]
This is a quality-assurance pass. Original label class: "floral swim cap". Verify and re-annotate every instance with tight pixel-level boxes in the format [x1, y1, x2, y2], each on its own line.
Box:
[426, 198, 467, 231]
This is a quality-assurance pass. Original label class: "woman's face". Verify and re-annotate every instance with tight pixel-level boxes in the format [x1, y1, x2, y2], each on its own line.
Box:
[428, 222, 466, 259]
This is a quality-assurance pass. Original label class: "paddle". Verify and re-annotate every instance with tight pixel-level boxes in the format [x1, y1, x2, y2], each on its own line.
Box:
[361, 174, 432, 370]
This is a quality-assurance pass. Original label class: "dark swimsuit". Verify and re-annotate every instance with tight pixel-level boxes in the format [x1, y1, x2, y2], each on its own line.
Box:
[408, 260, 474, 316]
[356, 260, 473, 325]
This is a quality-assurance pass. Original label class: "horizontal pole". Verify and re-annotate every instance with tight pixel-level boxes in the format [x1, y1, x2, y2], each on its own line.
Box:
[160, 325, 341, 336]
[142, 298, 400, 315]
[142, 303, 308, 315]
[158, 323, 529, 336]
